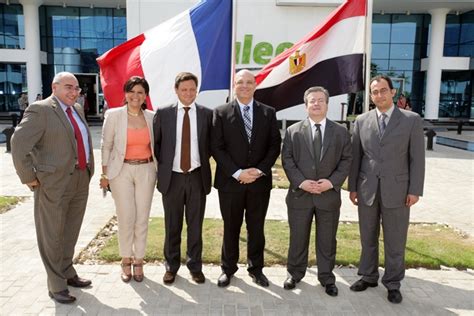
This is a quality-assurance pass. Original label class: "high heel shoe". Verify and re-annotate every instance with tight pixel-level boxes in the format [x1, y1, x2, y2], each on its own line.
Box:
[132, 261, 144, 282]
[121, 260, 132, 283]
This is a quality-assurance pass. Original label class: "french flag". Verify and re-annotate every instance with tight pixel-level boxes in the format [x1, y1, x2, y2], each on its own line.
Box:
[97, 0, 232, 110]
[254, 0, 366, 111]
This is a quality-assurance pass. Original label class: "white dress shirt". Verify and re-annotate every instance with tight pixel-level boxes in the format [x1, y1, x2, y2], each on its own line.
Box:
[172, 101, 201, 173]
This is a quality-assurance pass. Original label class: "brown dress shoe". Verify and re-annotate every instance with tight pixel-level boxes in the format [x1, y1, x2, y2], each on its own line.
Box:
[132, 262, 144, 282]
[163, 271, 176, 284]
[48, 290, 76, 304]
[121, 261, 132, 283]
[67, 275, 92, 288]
[190, 271, 205, 284]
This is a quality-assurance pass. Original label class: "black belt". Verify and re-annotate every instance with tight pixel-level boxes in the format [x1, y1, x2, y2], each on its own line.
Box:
[123, 156, 153, 165]
[173, 167, 201, 175]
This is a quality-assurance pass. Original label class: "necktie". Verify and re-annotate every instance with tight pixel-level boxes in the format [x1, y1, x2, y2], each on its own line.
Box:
[181, 107, 191, 173]
[243, 105, 252, 143]
[313, 123, 322, 163]
[379, 113, 387, 136]
[66, 107, 87, 170]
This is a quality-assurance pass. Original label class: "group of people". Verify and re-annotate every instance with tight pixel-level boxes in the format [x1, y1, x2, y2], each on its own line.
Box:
[10, 70, 425, 306]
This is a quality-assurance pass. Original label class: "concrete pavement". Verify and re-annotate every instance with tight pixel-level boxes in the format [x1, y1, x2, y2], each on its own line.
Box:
[0, 126, 473, 315]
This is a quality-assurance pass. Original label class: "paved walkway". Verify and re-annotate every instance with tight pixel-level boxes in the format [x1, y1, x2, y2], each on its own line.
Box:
[0, 127, 473, 315]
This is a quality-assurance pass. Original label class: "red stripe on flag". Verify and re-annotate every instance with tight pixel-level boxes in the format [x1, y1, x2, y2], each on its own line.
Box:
[255, 0, 366, 85]
[97, 34, 152, 109]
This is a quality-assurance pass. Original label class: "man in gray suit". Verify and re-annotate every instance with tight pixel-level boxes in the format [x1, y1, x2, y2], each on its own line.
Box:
[281, 86, 352, 296]
[348, 74, 425, 304]
[11, 72, 94, 304]
[153, 72, 212, 285]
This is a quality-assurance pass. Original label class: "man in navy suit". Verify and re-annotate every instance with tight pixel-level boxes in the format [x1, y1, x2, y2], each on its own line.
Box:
[211, 69, 281, 287]
[154, 72, 213, 285]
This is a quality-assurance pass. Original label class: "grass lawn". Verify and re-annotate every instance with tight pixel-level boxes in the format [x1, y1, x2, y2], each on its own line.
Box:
[98, 218, 474, 269]
[0, 196, 22, 214]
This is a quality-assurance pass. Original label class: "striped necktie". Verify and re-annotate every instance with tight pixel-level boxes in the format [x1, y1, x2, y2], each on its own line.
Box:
[243, 105, 252, 143]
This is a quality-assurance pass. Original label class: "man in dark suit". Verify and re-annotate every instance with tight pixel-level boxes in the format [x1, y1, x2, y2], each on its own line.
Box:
[211, 69, 281, 287]
[281, 86, 352, 296]
[153, 72, 212, 285]
[11, 72, 94, 304]
[348, 75, 425, 304]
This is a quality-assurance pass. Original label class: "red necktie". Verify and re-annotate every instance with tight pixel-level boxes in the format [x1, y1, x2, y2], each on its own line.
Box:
[66, 107, 87, 170]
[180, 107, 191, 173]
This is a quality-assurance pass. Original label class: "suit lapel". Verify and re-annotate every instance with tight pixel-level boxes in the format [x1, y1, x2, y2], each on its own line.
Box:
[250, 101, 262, 144]
[196, 104, 204, 143]
[170, 104, 178, 152]
[51, 97, 76, 149]
[302, 119, 314, 159]
[321, 120, 334, 160]
[382, 107, 401, 139]
[231, 100, 249, 143]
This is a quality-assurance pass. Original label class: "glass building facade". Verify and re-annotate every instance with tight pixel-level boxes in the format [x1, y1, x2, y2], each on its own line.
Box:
[0, 4, 126, 112]
[372, 11, 474, 119]
[1, 4, 473, 119]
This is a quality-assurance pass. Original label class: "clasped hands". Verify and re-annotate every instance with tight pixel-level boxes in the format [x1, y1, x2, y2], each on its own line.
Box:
[300, 179, 332, 194]
[238, 168, 262, 184]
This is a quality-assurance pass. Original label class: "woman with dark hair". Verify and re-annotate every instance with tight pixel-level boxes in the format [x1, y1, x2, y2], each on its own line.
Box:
[100, 76, 157, 283]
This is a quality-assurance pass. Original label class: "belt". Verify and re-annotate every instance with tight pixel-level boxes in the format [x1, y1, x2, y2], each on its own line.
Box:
[124, 156, 153, 165]
[173, 167, 201, 175]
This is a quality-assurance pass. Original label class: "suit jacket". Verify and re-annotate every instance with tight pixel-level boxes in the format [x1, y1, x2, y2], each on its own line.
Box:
[101, 105, 156, 180]
[282, 119, 352, 211]
[11, 96, 95, 189]
[348, 107, 425, 208]
[211, 99, 281, 192]
[153, 103, 213, 195]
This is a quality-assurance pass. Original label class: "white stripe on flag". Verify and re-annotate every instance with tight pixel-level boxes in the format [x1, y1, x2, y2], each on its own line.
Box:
[141, 10, 202, 110]
[258, 16, 365, 90]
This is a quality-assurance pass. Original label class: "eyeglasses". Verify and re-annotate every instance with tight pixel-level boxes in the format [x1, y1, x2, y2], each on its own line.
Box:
[60, 84, 81, 93]
[308, 99, 327, 105]
[370, 88, 390, 96]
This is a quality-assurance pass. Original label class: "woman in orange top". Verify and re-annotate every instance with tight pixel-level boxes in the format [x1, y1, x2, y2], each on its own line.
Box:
[100, 77, 157, 282]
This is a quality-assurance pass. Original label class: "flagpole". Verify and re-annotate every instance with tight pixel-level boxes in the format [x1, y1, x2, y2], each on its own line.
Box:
[228, 0, 237, 102]
[363, 0, 373, 113]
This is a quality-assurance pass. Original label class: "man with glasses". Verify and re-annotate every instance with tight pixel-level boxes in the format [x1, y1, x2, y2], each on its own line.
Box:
[348, 74, 425, 304]
[281, 86, 352, 296]
[11, 72, 94, 304]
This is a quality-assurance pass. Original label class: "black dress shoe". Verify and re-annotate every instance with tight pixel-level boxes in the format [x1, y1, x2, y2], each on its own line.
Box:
[163, 271, 176, 285]
[217, 273, 232, 287]
[67, 275, 92, 288]
[349, 279, 378, 292]
[324, 283, 338, 297]
[249, 272, 269, 287]
[388, 289, 403, 304]
[190, 271, 205, 284]
[283, 277, 298, 290]
[48, 290, 76, 304]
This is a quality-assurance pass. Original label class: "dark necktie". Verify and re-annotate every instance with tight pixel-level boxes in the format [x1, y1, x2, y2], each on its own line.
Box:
[181, 107, 191, 173]
[313, 123, 322, 164]
[66, 107, 87, 170]
[379, 113, 387, 136]
[243, 105, 252, 143]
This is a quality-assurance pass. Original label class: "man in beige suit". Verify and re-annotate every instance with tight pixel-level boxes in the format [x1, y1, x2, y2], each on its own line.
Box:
[11, 72, 94, 304]
[348, 74, 425, 304]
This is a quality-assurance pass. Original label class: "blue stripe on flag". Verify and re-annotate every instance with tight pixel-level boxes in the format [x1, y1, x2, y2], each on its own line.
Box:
[190, 0, 232, 91]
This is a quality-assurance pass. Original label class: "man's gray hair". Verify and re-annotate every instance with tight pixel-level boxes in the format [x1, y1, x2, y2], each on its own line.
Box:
[52, 72, 76, 84]
[303, 86, 330, 104]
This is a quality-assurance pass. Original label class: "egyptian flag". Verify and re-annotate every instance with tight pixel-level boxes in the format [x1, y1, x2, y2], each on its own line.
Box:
[254, 0, 366, 111]
[97, 0, 232, 110]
